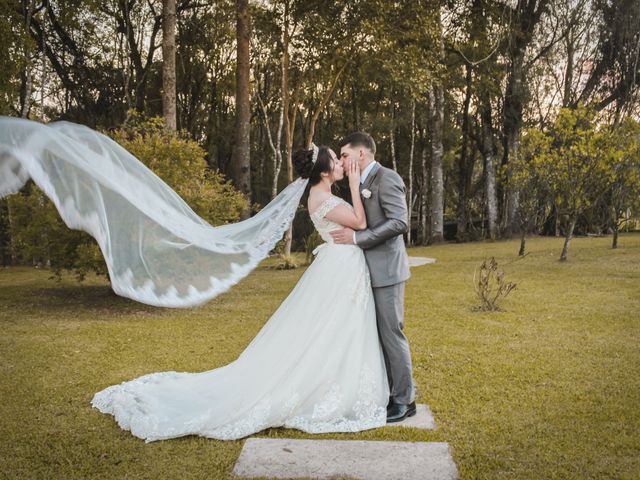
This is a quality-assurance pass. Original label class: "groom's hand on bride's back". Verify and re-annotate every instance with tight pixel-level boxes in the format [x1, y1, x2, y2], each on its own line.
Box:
[330, 228, 355, 245]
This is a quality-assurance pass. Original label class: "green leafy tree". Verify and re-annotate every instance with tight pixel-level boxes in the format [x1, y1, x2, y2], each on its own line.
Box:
[508, 128, 550, 256]
[529, 107, 615, 261]
[605, 119, 640, 248]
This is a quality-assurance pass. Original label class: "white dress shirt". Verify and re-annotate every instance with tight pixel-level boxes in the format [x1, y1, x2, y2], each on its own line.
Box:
[359, 160, 377, 185]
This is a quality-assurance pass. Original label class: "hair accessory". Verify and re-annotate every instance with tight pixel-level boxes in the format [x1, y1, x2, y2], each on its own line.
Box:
[310, 143, 319, 163]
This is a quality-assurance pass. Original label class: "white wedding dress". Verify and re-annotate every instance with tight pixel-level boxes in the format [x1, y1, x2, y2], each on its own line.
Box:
[91, 195, 390, 442]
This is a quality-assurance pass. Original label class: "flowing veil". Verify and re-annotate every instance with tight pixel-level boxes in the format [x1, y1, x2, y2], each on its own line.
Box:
[0, 116, 308, 308]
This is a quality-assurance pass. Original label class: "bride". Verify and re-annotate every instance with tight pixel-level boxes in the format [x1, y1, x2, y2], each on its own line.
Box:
[91, 144, 390, 441]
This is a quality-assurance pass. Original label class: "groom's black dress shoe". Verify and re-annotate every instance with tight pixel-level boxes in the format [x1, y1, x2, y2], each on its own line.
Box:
[386, 401, 417, 423]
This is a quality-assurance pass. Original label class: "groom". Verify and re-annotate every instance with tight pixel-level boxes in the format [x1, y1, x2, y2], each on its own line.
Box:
[330, 132, 416, 423]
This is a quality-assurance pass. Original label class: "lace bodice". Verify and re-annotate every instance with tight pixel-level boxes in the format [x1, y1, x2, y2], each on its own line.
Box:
[309, 196, 351, 242]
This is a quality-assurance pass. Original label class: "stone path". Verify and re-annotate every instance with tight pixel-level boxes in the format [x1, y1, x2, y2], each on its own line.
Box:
[232, 403, 458, 479]
[408, 256, 437, 267]
[233, 438, 457, 480]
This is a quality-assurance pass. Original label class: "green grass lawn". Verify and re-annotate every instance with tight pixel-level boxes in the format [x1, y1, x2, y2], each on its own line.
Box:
[1, 234, 639, 479]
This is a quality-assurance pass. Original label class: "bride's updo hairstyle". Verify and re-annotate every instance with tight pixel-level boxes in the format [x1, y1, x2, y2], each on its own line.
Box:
[293, 145, 333, 186]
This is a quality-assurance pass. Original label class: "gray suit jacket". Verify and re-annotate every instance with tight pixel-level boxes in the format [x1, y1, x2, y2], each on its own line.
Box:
[354, 162, 410, 288]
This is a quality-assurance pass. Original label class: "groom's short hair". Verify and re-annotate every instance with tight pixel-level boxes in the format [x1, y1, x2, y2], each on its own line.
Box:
[339, 132, 376, 155]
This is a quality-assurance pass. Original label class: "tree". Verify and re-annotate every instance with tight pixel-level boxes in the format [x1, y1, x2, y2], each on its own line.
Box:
[511, 129, 549, 256]
[428, 70, 445, 243]
[233, 0, 251, 211]
[162, 0, 177, 130]
[530, 107, 614, 261]
[605, 119, 640, 248]
[500, 0, 550, 238]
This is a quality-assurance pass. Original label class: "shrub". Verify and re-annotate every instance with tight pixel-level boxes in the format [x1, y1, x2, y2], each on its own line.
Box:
[473, 257, 517, 311]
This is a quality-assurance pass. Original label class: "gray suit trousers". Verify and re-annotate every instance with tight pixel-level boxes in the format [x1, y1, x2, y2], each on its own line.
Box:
[373, 281, 415, 405]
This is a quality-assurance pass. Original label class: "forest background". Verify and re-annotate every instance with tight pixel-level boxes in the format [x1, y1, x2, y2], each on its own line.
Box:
[1, 0, 639, 277]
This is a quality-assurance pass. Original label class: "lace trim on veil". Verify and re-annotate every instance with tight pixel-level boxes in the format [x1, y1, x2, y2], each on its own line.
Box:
[0, 116, 307, 307]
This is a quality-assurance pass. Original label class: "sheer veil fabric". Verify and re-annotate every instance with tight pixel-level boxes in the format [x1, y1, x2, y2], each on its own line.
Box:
[0, 116, 307, 307]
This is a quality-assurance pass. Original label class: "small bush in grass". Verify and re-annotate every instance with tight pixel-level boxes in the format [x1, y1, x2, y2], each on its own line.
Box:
[473, 257, 517, 311]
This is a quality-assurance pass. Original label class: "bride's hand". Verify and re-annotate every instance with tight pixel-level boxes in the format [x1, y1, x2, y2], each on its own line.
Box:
[348, 160, 361, 190]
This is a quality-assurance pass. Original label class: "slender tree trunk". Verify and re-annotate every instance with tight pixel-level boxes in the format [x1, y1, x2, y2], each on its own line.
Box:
[390, 103, 398, 172]
[481, 99, 498, 239]
[407, 100, 416, 245]
[20, 0, 37, 118]
[501, 46, 525, 238]
[281, 2, 295, 256]
[162, 0, 177, 130]
[499, 0, 549, 237]
[272, 106, 284, 198]
[233, 0, 251, 214]
[457, 63, 473, 242]
[519, 231, 526, 256]
[419, 128, 429, 245]
[428, 11, 445, 244]
[428, 82, 444, 243]
[612, 224, 619, 249]
[560, 216, 577, 261]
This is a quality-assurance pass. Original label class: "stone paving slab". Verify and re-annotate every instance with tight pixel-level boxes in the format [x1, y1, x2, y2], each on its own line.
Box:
[232, 438, 458, 480]
[387, 403, 436, 430]
[408, 256, 437, 267]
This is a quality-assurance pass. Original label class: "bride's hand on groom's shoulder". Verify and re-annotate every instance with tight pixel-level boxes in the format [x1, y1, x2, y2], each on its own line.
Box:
[330, 228, 355, 245]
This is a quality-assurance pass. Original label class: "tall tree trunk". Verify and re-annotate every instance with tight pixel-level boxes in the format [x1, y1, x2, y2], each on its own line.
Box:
[390, 103, 398, 172]
[428, 10, 445, 244]
[481, 99, 498, 240]
[457, 63, 473, 242]
[428, 82, 444, 244]
[519, 231, 526, 256]
[419, 127, 429, 245]
[560, 215, 577, 261]
[20, 0, 37, 118]
[499, 0, 548, 237]
[501, 46, 524, 238]
[233, 0, 251, 214]
[272, 105, 284, 199]
[162, 0, 177, 130]
[281, 1, 296, 256]
[406, 100, 416, 245]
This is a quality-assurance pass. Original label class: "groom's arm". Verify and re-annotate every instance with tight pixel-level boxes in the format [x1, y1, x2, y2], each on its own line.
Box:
[354, 171, 408, 250]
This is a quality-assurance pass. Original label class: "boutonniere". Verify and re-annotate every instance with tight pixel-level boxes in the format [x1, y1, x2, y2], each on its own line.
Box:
[361, 188, 372, 199]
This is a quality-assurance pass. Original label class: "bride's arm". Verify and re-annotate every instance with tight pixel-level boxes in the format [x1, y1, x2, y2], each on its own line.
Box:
[324, 161, 366, 230]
